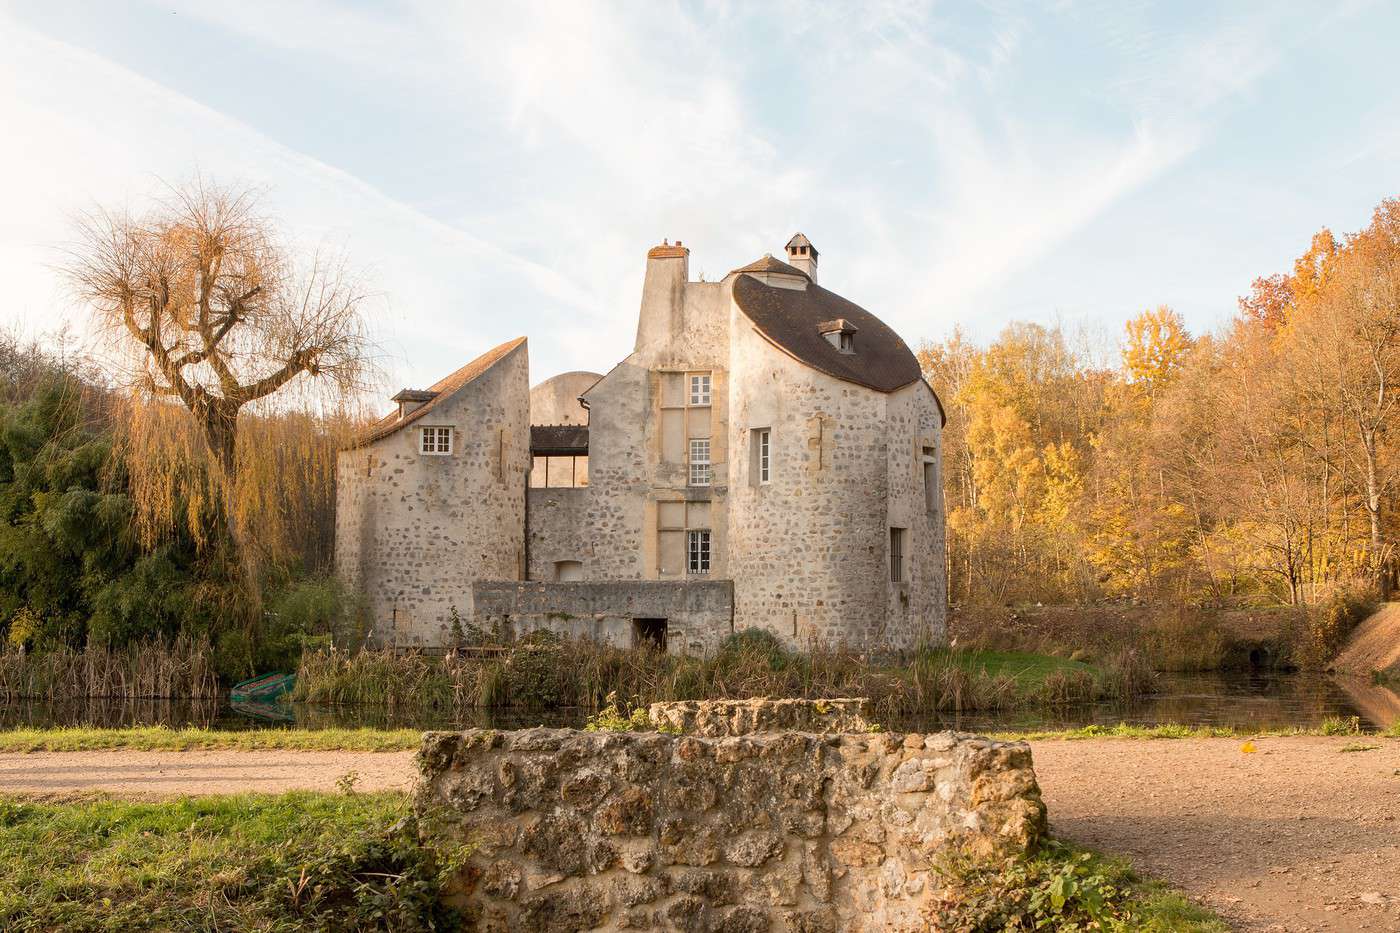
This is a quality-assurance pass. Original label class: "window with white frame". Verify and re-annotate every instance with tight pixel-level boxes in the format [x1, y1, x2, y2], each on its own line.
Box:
[689, 373, 711, 406]
[751, 428, 771, 485]
[687, 529, 711, 574]
[688, 438, 711, 486]
[419, 426, 452, 455]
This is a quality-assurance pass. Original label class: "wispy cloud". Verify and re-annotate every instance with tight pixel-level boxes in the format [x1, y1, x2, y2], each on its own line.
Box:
[2, 0, 1393, 389]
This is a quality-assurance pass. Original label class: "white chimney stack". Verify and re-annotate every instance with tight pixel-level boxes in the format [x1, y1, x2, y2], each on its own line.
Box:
[785, 232, 818, 284]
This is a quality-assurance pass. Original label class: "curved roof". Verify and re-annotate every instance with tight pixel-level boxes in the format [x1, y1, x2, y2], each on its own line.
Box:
[730, 254, 809, 278]
[530, 370, 600, 426]
[354, 336, 526, 447]
[732, 274, 924, 395]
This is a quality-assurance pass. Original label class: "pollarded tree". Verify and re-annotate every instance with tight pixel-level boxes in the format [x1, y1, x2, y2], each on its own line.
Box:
[66, 179, 370, 478]
[64, 179, 373, 557]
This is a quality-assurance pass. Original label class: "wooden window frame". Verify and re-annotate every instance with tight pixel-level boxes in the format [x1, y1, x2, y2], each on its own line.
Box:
[687, 529, 711, 574]
[419, 425, 453, 455]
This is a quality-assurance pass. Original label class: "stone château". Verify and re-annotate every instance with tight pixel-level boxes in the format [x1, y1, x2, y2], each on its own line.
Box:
[335, 235, 947, 652]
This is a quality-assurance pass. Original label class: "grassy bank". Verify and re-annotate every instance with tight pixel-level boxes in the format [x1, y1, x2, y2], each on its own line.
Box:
[0, 791, 1221, 933]
[293, 630, 1156, 718]
[0, 725, 421, 753]
[2, 718, 1394, 753]
[0, 792, 466, 931]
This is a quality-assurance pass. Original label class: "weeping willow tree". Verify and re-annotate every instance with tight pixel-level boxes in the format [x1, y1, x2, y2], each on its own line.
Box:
[63, 179, 375, 574]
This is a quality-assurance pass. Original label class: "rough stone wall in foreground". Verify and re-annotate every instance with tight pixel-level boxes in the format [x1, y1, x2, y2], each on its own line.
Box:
[647, 698, 872, 737]
[415, 728, 1045, 932]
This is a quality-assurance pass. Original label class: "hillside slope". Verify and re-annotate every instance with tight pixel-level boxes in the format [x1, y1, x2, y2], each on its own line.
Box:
[1332, 601, 1400, 677]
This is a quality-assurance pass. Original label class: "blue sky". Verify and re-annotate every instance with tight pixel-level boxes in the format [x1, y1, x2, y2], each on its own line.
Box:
[3, 1, 1398, 397]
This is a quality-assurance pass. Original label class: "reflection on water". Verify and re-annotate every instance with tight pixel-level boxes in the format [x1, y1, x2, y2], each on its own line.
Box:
[1, 672, 1396, 734]
[893, 672, 1400, 734]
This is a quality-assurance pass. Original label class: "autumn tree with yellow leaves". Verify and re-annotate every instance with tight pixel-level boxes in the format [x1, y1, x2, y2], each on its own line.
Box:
[921, 195, 1400, 607]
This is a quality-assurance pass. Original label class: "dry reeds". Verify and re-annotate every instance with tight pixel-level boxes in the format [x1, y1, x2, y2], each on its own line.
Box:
[0, 636, 219, 701]
[292, 632, 1136, 718]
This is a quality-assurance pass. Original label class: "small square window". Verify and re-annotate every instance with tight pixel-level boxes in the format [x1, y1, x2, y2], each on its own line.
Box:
[419, 426, 452, 455]
[689, 374, 711, 406]
[687, 530, 711, 574]
[688, 438, 711, 486]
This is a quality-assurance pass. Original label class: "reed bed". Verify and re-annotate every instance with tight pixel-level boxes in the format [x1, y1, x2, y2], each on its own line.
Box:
[293, 631, 1153, 718]
[0, 636, 219, 701]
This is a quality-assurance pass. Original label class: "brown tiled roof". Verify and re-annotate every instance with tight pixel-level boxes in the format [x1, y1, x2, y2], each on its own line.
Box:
[530, 424, 589, 455]
[352, 337, 526, 447]
[730, 254, 809, 277]
[732, 274, 921, 394]
[647, 242, 689, 259]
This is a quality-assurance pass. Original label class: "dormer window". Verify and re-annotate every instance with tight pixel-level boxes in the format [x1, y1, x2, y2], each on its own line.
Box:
[419, 426, 453, 455]
[818, 318, 858, 354]
[392, 388, 438, 419]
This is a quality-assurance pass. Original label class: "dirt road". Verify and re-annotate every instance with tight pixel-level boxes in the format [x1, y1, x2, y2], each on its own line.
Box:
[2, 736, 1397, 931]
[1033, 736, 1400, 933]
[0, 748, 417, 797]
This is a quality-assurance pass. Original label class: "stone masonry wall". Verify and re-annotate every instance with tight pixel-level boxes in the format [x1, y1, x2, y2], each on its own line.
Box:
[725, 312, 890, 649]
[526, 487, 591, 581]
[334, 341, 530, 645]
[647, 699, 871, 737]
[416, 726, 1045, 932]
[471, 580, 734, 655]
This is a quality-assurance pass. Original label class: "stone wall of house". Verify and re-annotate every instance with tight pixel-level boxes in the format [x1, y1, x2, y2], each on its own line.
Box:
[526, 487, 591, 581]
[883, 380, 948, 648]
[723, 303, 947, 651]
[334, 341, 531, 645]
[415, 725, 1045, 932]
[726, 313, 887, 649]
[581, 247, 732, 584]
[471, 580, 734, 654]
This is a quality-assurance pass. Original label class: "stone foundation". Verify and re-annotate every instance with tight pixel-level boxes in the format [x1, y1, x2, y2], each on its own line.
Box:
[415, 724, 1045, 931]
[471, 580, 735, 655]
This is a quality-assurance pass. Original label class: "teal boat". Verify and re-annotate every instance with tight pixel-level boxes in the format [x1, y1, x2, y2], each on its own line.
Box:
[229, 672, 296, 704]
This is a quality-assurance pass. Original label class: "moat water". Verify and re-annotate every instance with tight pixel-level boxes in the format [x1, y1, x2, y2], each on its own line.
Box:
[3, 672, 1396, 734]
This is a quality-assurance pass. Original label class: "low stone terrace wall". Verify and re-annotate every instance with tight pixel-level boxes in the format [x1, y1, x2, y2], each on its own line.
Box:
[647, 698, 872, 737]
[415, 705, 1045, 932]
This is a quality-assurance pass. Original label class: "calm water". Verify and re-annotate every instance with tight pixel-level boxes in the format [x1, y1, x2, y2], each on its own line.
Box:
[2, 672, 1396, 734]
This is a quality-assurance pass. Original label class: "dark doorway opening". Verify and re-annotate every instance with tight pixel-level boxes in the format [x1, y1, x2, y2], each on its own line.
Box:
[633, 618, 667, 652]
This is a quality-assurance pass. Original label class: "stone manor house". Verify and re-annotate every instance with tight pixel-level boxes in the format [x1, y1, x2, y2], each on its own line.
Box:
[335, 235, 947, 653]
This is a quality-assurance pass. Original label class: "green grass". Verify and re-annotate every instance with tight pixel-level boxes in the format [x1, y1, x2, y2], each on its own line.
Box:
[937, 648, 1095, 682]
[0, 791, 466, 931]
[0, 793, 1221, 933]
[935, 839, 1229, 931]
[2, 719, 1397, 752]
[0, 725, 421, 753]
[995, 721, 1400, 741]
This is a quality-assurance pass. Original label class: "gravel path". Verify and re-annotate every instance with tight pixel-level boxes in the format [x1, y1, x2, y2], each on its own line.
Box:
[0, 749, 417, 797]
[1033, 736, 1400, 932]
[2, 736, 1397, 931]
